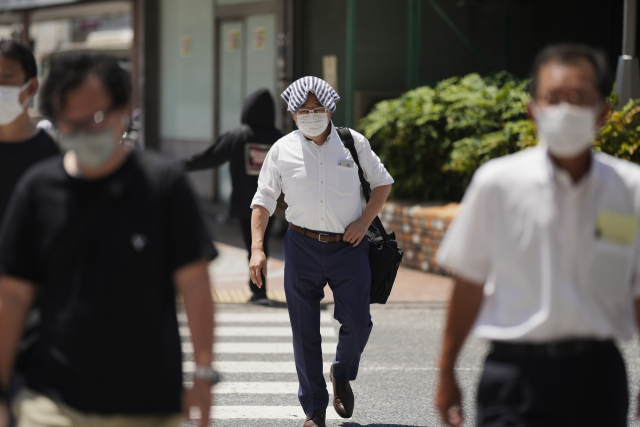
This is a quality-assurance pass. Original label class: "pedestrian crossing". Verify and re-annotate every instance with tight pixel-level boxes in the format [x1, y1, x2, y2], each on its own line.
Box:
[180, 306, 341, 423]
[180, 326, 336, 338]
[181, 342, 336, 354]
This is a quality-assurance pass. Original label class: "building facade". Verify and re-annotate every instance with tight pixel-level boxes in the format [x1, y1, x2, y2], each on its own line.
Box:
[3, 0, 632, 201]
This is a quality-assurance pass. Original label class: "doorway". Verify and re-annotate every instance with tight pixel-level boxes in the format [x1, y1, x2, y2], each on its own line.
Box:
[216, 12, 279, 203]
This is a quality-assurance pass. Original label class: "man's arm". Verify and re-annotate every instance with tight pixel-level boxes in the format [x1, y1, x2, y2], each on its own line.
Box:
[343, 184, 392, 247]
[0, 275, 36, 389]
[174, 259, 214, 427]
[436, 277, 485, 427]
[184, 135, 232, 172]
[249, 205, 270, 287]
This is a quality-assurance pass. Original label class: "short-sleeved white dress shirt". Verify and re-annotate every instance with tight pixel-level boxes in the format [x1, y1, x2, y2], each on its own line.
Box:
[251, 123, 394, 233]
[436, 146, 640, 342]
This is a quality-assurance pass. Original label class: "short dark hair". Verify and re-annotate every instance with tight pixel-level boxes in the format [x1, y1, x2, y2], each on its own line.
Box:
[40, 54, 131, 120]
[529, 44, 611, 100]
[0, 39, 37, 82]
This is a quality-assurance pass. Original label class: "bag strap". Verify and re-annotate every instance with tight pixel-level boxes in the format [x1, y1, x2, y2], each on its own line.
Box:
[335, 126, 390, 241]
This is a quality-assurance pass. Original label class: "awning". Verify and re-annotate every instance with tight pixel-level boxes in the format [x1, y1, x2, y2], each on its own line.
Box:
[0, 0, 81, 11]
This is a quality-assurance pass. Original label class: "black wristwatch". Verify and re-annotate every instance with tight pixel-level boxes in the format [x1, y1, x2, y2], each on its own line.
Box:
[193, 366, 221, 385]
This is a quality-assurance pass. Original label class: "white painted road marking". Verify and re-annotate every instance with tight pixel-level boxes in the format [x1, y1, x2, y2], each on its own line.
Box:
[177, 312, 333, 324]
[184, 361, 332, 374]
[212, 382, 333, 395]
[181, 342, 336, 354]
[180, 326, 336, 337]
[189, 406, 342, 420]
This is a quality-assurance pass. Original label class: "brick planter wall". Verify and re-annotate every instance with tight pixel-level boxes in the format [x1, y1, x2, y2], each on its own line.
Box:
[379, 201, 459, 276]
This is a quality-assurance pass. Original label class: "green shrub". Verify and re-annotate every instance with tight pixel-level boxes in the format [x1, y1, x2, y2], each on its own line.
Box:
[360, 72, 531, 201]
[594, 99, 640, 163]
[361, 72, 640, 202]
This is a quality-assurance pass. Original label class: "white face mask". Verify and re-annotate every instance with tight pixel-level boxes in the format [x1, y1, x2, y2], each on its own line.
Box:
[296, 112, 329, 137]
[0, 79, 32, 126]
[58, 129, 119, 168]
[533, 103, 599, 158]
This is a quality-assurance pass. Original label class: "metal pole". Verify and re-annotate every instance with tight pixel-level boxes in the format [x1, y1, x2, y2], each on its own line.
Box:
[406, 0, 421, 90]
[345, 0, 356, 128]
[615, 0, 640, 107]
[623, 0, 637, 56]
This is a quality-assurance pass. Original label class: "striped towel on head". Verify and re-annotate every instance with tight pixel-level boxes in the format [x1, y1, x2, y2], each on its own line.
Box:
[281, 76, 340, 113]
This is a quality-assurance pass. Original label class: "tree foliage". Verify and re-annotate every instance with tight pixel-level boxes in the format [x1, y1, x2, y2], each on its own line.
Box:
[361, 72, 640, 202]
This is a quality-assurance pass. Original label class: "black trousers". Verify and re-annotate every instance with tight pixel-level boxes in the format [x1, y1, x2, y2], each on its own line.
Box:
[477, 344, 628, 427]
[238, 216, 272, 296]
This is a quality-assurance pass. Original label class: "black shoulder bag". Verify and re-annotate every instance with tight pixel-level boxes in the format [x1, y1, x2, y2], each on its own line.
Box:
[336, 127, 404, 304]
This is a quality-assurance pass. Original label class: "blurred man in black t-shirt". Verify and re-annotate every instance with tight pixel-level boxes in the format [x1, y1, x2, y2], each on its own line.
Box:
[0, 40, 58, 224]
[185, 88, 283, 304]
[0, 41, 58, 426]
[0, 55, 216, 427]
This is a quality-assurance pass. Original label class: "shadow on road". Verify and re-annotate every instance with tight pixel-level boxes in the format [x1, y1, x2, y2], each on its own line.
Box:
[340, 424, 425, 427]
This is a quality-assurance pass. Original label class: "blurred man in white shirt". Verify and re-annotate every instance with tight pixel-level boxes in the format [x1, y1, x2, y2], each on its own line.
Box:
[435, 44, 640, 427]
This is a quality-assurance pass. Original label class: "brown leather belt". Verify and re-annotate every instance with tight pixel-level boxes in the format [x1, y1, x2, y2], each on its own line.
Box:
[288, 223, 344, 243]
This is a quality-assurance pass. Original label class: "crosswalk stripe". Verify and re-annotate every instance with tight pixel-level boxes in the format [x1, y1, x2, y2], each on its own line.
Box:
[177, 312, 333, 324]
[181, 342, 336, 354]
[180, 326, 336, 337]
[184, 361, 332, 374]
[215, 382, 321, 394]
[189, 406, 342, 420]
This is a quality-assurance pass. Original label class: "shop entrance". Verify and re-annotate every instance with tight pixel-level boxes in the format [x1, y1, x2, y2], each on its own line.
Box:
[216, 11, 278, 203]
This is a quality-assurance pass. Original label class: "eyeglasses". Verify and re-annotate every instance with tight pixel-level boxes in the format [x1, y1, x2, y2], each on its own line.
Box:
[297, 107, 329, 115]
[56, 108, 119, 134]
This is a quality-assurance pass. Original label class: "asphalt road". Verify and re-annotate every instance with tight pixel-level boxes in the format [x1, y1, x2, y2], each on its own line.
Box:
[181, 302, 640, 427]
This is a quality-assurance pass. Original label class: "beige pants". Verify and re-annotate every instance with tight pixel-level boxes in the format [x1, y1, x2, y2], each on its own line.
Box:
[12, 389, 183, 427]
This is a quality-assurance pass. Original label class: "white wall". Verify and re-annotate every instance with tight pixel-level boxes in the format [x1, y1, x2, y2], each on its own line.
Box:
[159, 0, 215, 199]
[160, 0, 214, 141]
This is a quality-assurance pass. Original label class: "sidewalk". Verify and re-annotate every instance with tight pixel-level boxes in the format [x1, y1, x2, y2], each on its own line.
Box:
[208, 236, 453, 305]
[202, 203, 453, 304]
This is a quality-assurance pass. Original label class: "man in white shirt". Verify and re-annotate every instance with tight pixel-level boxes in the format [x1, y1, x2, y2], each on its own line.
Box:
[249, 76, 393, 427]
[435, 44, 640, 427]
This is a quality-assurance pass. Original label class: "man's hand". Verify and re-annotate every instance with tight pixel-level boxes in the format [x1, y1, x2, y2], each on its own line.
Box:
[183, 380, 211, 427]
[343, 220, 368, 247]
[249, 248, 267, 287]
[436, 370, 464, 426]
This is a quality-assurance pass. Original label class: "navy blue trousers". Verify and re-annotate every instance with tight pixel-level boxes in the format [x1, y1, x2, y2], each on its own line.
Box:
[283, 228, 373, 414]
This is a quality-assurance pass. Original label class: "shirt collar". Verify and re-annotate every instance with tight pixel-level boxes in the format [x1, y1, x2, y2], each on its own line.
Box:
[542, 146, 600, 189]
[300, 121, 338, 149]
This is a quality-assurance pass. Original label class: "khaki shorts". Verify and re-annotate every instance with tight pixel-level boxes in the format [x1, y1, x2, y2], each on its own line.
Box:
[12, 389, 183, 427]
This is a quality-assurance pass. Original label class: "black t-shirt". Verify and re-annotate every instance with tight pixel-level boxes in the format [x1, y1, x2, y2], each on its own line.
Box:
[0, 151, 217, 415]
[0, 129, 58, 224]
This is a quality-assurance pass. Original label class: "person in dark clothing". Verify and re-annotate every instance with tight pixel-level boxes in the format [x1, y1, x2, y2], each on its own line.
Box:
[0, 41, 58, 426]
[0, 54, 216, 427]
[0, 40, 58, 224]
[185, 88, 283, 303]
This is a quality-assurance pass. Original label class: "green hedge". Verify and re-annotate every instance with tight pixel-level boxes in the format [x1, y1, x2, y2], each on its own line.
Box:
[360, 72, 640, 202]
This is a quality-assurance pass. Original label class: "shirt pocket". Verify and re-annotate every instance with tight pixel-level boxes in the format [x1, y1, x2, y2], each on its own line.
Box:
[589, 238, 635, 295]
[332, 164, 358, 195]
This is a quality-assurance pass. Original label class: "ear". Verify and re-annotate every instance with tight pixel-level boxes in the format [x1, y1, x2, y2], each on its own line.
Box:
[526, 101, 535, 124]
[327, 110, 333, 120]
[25, 78, 38, 97]
[289, 111, 297, 125]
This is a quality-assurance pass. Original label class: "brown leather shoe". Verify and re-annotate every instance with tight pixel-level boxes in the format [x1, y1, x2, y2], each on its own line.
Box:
[330, 364, 354, 418]
[304, 409, 326, 427]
